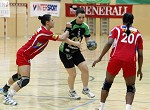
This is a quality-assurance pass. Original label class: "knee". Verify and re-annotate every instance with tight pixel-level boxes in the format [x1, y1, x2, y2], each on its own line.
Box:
[69, 72, 76, 78]
[102, 79, 112, 91]
[12, 73, 21, 81]
[127, 84, 136, 93]
[17, 76, 30, 88]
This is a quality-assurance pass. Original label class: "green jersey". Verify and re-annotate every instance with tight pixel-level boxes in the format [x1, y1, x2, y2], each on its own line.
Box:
[59, 19, 90, 54]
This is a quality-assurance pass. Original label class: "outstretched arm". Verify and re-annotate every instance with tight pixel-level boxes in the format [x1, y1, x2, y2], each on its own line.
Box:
[57, 22, 72, 41]
[92, 38, 114, 67]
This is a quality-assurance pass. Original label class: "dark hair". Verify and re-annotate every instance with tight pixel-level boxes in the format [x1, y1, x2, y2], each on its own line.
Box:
[76, 8, 85, 16]
[123, 13, 134, 36]
[38, 14, 51, 25]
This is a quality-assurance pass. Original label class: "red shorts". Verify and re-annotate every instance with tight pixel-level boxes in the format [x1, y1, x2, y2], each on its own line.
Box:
[107, 58, 136, 78]
[16, 50, 31, 66]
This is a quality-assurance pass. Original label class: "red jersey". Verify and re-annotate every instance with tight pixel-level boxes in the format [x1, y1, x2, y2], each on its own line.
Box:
[18, 26, 59, 59]
[109, 25, 143, 62]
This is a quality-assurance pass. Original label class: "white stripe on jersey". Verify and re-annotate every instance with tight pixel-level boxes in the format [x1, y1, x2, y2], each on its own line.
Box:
[30, 41, 49, 56]
[24, 33, 53, 55]
[134, 33, 142, 45]
[111, 27, 120, 57]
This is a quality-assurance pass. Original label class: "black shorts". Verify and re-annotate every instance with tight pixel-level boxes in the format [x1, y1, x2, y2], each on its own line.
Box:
[59, 51, 85, 68]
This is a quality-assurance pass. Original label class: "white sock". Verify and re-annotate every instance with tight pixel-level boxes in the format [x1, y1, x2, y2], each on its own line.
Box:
[126, 104, 131, 110]
[98, 102, 105, 110]
[70, 89, 75, 92]
[6, 81, 12, 86]
[8, 89, 16, 97]
[83, 87, 88, 90]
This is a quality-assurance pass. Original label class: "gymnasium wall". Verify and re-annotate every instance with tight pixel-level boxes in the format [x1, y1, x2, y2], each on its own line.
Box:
[0, 0, 150, 38]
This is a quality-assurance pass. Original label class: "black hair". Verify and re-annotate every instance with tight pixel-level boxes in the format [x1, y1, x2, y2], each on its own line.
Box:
[123, 13, 134, 36]
[38, 14, 51, 26]
[76, 8, 85, 16]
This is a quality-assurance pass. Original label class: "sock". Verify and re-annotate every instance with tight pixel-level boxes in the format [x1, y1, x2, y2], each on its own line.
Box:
[8, 89, 16, 97]
[83, 87, 88, 90]
[70, 89, 75, 92]
[98, 102, 105, 110]
[3, 82, 11, 92]
[7, 81, 12, 86]
[126, 104, 131, 110]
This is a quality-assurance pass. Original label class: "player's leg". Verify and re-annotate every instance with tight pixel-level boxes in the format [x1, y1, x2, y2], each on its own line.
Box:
[66, 67, 81, 100]
[59, 51, 80, 100]
[97, 59, 121, 110]
[123, 61, 136, 110]
[97, 71, 115, 110]
[73, 51, 95, 98]
[124, 76, 136, 110]
[3, 65, 30, 105]
[77, 61, 95, 98]
[0, 68, 21, 95]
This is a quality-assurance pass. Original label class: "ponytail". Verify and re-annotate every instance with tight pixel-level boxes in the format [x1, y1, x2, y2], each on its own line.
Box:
[125, 22, 131, 36]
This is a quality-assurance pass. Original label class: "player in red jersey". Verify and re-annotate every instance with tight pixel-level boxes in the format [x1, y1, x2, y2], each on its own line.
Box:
[0, 14, 81, 105]
[92, 13, 143, 110]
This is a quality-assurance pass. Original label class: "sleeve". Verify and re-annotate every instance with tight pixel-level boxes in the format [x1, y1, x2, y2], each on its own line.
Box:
[137, 36, 143, 49]
[46, 30, 59, 41]
[84, 23, 91, 38]
[49, 34, 59, 41]
[109, 27, 117, 39]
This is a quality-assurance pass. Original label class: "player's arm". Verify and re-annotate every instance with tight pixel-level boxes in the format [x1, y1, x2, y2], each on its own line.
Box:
[57, 31, 70, 41]
[137, 48, 143, 81]
[92, 38, 114, 67]
[64, 39, 82, 49]
[85, 37, 90, 44]
[57, 22, 72, 41]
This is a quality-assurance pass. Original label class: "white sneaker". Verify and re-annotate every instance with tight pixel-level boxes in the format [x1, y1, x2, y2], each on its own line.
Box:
[69, 90, 81, 100]
[0, 88, 8, 95]
[3, 96, 17, 106]
[82, 88, 95, 98]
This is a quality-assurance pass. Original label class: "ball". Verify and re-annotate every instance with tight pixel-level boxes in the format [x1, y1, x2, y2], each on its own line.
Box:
[87, 40, 97, 51]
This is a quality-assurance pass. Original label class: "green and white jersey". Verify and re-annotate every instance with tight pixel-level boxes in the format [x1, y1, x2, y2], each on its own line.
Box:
[59, 19, 90, 54]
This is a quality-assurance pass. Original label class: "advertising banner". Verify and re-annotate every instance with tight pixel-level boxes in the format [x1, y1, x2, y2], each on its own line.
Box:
[66, 4, 132, 18]
[73, 0, 110, 4]
[116, 0, 150, 4]
[30, 1, 60, 17]
[0, 0, 10, 17]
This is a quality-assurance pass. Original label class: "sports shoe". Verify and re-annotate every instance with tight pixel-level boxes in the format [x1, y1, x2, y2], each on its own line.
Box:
[82, 88, 95, 98]
[0, 88, 8, 96]
[3, 96, 17, 106]
[69, 90, 81, 100]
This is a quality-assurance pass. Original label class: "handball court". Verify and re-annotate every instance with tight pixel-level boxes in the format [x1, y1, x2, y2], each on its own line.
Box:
[0, 35, 149, 110]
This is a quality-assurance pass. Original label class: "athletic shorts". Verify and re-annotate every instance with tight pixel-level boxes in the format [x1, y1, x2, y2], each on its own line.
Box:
[16, 50, 31, 66]
[59, 50, 85, 68]
[107, 58, 136, 78]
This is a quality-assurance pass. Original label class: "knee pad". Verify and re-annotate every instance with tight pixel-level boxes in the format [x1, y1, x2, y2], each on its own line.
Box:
[17, 76, 30, 88]
[12, 73, 21, 81]
[127, 84, 136, 93]
[102, 79, 112, 91]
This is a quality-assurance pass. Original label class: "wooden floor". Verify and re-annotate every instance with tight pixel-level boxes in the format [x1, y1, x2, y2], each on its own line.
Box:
[0, 35, 150, 110]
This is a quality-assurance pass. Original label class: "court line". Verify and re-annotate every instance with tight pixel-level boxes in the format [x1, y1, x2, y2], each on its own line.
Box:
[68, 99, 96, 110]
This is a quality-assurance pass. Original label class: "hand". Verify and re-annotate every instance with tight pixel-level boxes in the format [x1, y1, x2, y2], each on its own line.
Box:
[75, 42, 82, 49]
[66, 22, 72, 28]
[137, 70, 143, 81]
[92, 58, 101, 67]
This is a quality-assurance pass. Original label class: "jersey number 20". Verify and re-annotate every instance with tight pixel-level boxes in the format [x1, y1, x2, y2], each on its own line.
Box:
[121, 33, 135, 44]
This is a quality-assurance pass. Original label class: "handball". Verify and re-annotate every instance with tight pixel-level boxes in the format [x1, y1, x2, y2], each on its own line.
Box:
[87, 40, 97, 51]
